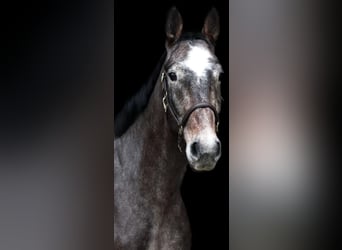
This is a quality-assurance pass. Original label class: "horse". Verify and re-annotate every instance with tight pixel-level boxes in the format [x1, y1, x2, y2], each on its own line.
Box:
[114, 7, 223, 249]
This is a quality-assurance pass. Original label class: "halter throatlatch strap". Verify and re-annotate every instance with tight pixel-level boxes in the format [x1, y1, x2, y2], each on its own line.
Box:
[161, 71, 220, 152]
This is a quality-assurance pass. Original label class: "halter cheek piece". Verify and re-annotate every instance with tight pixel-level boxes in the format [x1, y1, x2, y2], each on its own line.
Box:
[161, 72, 220, 152]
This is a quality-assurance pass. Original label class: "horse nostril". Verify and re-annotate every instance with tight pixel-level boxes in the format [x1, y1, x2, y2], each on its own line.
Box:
[190, 142, 199, 158]
[215, 141, 221, 157]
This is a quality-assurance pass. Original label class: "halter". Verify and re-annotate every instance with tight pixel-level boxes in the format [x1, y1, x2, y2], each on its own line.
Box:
[161, 71, 219, 152]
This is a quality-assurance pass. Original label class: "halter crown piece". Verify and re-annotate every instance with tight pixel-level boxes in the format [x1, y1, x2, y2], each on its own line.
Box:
[161, 72, 219, 152]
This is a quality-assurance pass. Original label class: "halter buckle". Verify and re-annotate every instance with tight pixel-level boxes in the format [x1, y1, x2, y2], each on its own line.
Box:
[161, 72, 168, 112]
[162, 92, 168, 112]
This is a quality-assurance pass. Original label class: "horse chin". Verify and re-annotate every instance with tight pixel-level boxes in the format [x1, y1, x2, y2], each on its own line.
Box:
[188, 161, 216, 172]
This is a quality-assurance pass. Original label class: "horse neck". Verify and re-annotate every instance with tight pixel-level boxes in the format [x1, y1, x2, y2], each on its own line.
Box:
[132, 74, 187, 198]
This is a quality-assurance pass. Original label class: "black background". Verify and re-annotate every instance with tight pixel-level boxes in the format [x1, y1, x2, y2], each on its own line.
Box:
[0, 0, 113, 146]
[114, 0, 228, 249]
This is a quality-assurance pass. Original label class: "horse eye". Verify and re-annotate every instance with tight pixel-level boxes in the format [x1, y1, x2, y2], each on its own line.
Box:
[168, 72, 177, 81]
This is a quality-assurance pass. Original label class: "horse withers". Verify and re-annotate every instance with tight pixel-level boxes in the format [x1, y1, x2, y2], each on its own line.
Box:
[114, 7, 223, 249]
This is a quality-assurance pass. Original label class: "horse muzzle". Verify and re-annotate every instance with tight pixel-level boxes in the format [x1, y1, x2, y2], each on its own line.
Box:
[186, 136, 221, 171]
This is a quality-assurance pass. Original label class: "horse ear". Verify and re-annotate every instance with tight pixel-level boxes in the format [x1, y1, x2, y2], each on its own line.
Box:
[202, 8, 220, 43]
[165, 7, 183, 46]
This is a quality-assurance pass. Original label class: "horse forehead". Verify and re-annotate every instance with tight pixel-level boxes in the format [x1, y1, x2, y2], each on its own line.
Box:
[182, 45, 214, 78]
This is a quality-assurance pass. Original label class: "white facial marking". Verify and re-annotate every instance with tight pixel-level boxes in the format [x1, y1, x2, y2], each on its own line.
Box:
[183, 46, 213, 78]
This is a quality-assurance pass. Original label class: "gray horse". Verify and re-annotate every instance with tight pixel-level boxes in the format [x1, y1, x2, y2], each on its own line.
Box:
[114, 7, 222, 249]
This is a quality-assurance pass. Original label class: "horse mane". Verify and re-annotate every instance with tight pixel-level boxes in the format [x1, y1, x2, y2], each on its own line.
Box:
[114, 33, 210, 138]
[114, 51, 167, 137]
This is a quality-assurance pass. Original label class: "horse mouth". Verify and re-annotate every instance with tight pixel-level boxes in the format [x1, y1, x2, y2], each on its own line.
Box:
[190, 165, 215, 172]
[188, 159, 217, 172]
